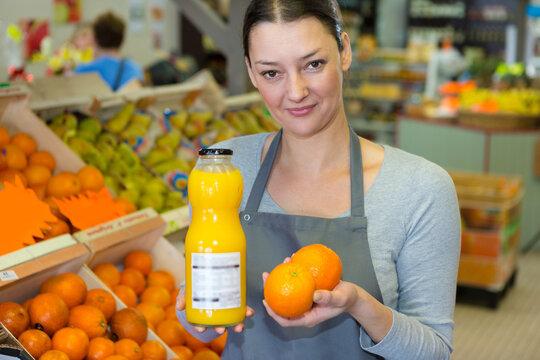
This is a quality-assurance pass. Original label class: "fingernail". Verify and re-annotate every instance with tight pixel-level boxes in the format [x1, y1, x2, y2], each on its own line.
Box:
[194, 326, 205, 333]
[313, 291, 321, 302]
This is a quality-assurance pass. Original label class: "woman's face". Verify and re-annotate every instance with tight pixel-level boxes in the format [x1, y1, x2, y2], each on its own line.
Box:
[246, 17, 351, 138]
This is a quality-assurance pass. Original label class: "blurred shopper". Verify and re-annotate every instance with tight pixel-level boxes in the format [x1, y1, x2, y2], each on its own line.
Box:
[425, 37, 467, 99]
[74, 11, 143, 90]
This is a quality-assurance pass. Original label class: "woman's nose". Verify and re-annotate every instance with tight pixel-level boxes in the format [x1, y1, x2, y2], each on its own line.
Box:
[287, 72, 309, 102]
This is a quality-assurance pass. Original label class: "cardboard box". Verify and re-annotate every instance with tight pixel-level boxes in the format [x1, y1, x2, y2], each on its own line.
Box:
[457, 248, 518, 291]
[0, 257, 178, 359]
[461, 218, 521, 258]
[74, 207, 184, 288]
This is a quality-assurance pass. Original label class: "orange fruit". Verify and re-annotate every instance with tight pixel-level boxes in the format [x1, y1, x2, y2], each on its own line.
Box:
[147, 271, 175, 292]
[140, 287, 170, 308]
[39, 349, 71, 360]
[170, 345, 193, 360]
[41, 220, 71, 240]
[47, 172, 81, 198]
[124, 250, 153, 276]
[52, 327, 90, 360]
[85, 288, 117, 322]
[102, 356, 129, 360]
[120, 268, 146, 296]
[77, 166, 105, 193]
[23, 165, 52, 187]
[0, 125, 10, 148]
[68, 305, 107, 339]
[22, 298, 33, 313]
[184, 331, 209, 352]
[115, 339, 143, 360]
[92, 263, 120, 288]
[0, 301, 30, 338]
[291, 243, 342, 291]
[29, 293, 69, 336]
[164, 305, 177, 320]
[11, 133, 37, 156]
[209, 332, 227, 355]
[87, 337, 115, 360]
[40, 273, 87, 309]
[264, 262, 316, 318]
[155, 319, 185, 347]
[135, 302, 165, 327]
[112, 285, 138, 308]
[113, 198, 137, 214]
[140, 340, 167, 360]
[110, 308, 148, 345]
[2, 144, 27, 170]
[18, 329, 52, 359]
[192, 349, 219, 360]
[29, 150, 56, 172]
[0, 169, 27, 187]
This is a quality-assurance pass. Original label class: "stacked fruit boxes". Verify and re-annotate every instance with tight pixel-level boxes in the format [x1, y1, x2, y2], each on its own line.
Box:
[450, 171, 523, 291]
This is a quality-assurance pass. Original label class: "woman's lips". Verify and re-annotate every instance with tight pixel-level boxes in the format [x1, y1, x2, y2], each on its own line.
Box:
[286, 104, 316, 117]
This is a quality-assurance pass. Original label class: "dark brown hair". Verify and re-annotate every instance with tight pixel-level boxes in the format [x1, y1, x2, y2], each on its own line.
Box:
[93, 11, 125, 49]
[242, 0, 343, 65]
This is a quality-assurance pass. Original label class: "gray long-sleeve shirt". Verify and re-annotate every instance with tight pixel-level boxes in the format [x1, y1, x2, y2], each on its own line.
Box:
[179, 132, 461, 359]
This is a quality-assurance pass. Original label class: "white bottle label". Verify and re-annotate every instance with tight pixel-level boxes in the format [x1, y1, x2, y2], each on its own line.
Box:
[191, 252, 241, 310]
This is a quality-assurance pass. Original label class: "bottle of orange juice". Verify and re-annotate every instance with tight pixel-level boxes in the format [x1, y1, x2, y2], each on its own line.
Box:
[184, 148, 246, 327]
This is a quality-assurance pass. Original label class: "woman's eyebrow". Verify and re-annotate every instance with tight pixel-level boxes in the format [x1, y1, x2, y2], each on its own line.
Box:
[254, 49, 321, 66]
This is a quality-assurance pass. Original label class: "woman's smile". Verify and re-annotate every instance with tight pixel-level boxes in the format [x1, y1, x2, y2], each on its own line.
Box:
[286, 104, 317, 117]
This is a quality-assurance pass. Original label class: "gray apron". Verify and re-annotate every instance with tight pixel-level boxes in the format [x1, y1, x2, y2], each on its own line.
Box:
[224, 127, 384, 360]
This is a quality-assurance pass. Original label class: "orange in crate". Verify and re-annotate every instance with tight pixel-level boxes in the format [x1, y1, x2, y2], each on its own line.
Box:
[92, 263, 121, 288]
[29, 150, 56, 172]
[140, 340, 167, 360]
[2, 144, 28, 170]
[68, 305, 107, 339]
[10, 133, 37, 156]
[51, 327, 90, 360]
[0, 125, 10, 147]
[140, 286, 171, 308]
[18, 329, 52, 359]
[85, 288, 117, 322]
[147, 270, 175, 292]
[0, 169, 27, 187]
[40, 273, 88, 309]
[0, 301, 30, 338]
[87, 337, 115, 360]
[115, 338, 143, 360]
[47, 172, 81, 198]
[29, 293, 69, 336]
[39, 350, 70, 360]
[120, 268, 146, 296]
[170, 345, 193, 360]
[77, 166, 105, 193]
[110, 308, 148, 345]
[23, 165, 51, 187]
[124, 250, 153, 276]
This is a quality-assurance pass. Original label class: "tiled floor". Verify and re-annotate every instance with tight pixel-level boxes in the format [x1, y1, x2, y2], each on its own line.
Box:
[451, 251, 540, 360]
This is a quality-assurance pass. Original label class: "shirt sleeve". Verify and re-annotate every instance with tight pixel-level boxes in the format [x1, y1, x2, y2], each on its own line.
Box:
[360, 164, 461, 360]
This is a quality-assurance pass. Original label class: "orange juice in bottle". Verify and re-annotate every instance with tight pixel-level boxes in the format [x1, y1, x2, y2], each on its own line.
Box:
[185, 148, 246, 327]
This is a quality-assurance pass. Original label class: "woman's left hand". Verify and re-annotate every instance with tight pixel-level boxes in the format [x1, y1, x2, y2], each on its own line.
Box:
[261, 272, 360, 328]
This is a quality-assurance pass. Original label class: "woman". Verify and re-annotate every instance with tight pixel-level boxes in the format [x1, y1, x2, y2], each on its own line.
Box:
[177, 1, 461, 359]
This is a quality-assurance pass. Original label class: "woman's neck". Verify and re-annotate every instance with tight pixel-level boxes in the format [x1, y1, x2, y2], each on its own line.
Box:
[277, 112, 351, 177]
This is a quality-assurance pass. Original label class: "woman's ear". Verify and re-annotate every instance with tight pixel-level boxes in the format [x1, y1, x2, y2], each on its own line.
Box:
[245, 56, 258, 89]
[340, 32, 352, 72]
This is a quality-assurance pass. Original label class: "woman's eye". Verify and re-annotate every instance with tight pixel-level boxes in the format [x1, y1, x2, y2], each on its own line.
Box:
[307, 60, 323, 70]
[262, 70, 278, 79]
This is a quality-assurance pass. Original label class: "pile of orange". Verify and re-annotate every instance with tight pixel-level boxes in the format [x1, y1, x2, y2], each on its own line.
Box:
[264, 244, 343, 318]
[0, 261, 223, 360]
[91, 249, 226, 359]
[0, 125, 136, 241]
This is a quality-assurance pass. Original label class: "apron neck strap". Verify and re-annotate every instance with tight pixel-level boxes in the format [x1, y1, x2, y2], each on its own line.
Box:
[245, 126, 365, 217]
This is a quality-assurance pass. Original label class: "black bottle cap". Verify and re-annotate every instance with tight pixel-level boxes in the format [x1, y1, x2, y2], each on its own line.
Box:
[198, 148, 233, 156]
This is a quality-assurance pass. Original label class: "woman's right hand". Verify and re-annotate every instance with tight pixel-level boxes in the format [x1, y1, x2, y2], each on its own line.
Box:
[175, 292, 254, 334]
